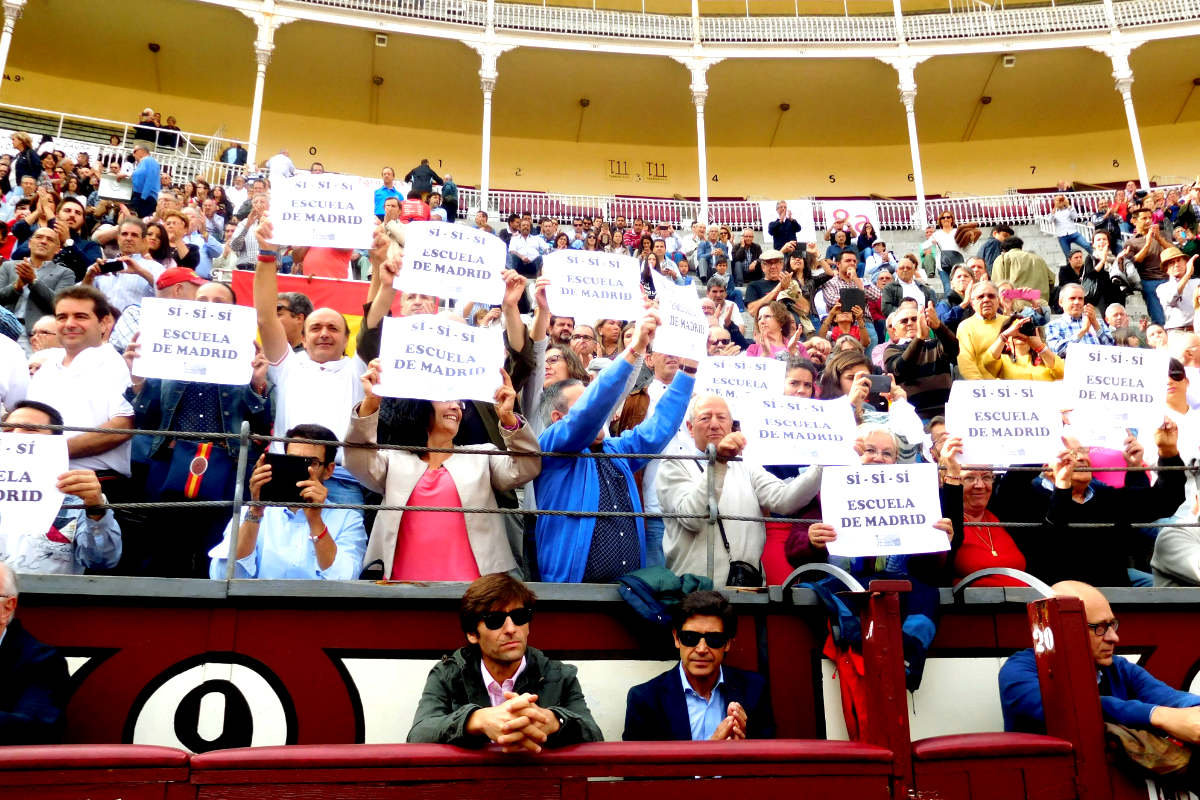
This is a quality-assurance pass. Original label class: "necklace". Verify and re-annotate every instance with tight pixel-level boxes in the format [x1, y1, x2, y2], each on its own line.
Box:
[966, 512, 998, 557]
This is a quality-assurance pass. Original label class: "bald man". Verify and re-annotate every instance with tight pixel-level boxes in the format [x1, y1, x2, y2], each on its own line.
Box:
[999, 581, 1200, 743]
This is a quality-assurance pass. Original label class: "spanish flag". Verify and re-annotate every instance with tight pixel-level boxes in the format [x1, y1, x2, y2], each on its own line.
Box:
[230, 272, 405, 357]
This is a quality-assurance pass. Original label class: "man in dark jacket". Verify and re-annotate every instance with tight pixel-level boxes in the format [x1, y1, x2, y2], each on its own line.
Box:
[993, 424, 1185, 586]
[0, 563, 69, 744]
[408, 575, 602, 750]
[404, 159, 443, 200]
[624, 590, 774, 741]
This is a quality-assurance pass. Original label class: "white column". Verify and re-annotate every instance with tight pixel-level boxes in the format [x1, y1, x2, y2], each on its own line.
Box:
[1107, 44, 1150, 189]
[243, 13, 294, 170]
[473, 44, 513, 213]
[881, 56, 930, 228]
[673, 56, 721, 225]
[0, 0, 27, 96]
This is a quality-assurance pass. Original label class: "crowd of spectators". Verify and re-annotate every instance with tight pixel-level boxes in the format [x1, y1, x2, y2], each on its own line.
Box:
[0, 121, 1199, 596]
[1, 115, 1200, 770]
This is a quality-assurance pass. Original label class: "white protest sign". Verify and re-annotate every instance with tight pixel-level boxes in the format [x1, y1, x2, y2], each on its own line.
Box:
[268, 173, 376, 249]
[376, 315, 504, 403]
[0, 434, 67, 555]
[649, 270, 708, 361]
[740, 397, 859, 466]
[821, 463, 948, 558]
[945, 380, 1064, 466]
[757, 199, 817, 243]
[695, 357, 785, 410]
[541, 250, 644, 322]
[1063, 343, 1169, 429]
[395, 221, 507, 306]
[822, 200, 881, 239]
[133, 298, 257, 386]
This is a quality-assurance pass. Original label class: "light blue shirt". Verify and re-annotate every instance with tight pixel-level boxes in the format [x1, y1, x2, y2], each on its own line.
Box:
[678, 662, 726, 741]
[208, 505, 366, 580]
[186, 231, 223, 279]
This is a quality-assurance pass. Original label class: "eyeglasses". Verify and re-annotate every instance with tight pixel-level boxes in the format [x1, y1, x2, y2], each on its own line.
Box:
[861, 445, 897, 460]
[30, 330, 56, 337]
[479, 607, 534, 630]
[545, 354, 564, 364]
[677, 630, 729, 648]
[708, 338, 731, 345]
[1169, 367, 1187, 382]
[1086, 619, 1119, 637]
[939, 215, 953, 221]
[895, 316, 918, 325]
[571, 334, 596, 342]
[975, 293, 998, 300]
[963, 473, 994, 485]
[300, 457, 327, 469]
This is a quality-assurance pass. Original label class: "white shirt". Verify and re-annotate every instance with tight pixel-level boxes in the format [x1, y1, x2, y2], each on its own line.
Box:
[93, 256, 164, 313]
[266, 348, 366, 465]
[226, 185, 248, 210]
[27, 344, 133, 475]
[508, 233, 541, 263]
[266, 152, 296, 185]
[0, 334, 28, 412]
[897, 277, 926, 306]
[641, 378, 692, 516]
[929, 229, 961, 256]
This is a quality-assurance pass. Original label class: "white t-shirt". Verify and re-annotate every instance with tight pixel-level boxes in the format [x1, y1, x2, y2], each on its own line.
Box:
[266, 348, 366, 464]
[27, 344, 133, 475]
[897, 277, 926, 306]
[0, 334, 29, 413]
[931, 229, 961, 256]
[642, 378, 692, 516]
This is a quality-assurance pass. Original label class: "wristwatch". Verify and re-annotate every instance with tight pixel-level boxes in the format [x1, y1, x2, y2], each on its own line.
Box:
[85, 494, 108, 520]
[64, 238, 74, 248]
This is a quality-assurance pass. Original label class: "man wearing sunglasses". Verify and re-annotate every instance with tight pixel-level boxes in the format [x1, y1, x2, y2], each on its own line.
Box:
[408, 574, 602, 750]
[955, 281, 1010, 380]
[623, 590, 774, 741]
[1000, 581, 1200, 743]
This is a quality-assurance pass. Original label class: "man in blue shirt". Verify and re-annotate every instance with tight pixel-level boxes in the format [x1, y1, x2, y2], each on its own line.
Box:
[1000, 580, 1200, 742]
[373, 167, 404, 220]
[128, 144, 160, 219]
[534, 309, 696, 583]
[208, 424, 366, 580]
[623, 590, 774, 741]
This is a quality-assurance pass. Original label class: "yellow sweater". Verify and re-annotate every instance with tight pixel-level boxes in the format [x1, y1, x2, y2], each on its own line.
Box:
[980, 349, 1065, 381]
[956, 314, 1009, 380]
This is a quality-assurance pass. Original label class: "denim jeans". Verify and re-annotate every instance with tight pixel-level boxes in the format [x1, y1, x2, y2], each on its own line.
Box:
[643, 517, 665, 568]
[1140, 278, 1167, 326]
[1057, 232, 1093, 260]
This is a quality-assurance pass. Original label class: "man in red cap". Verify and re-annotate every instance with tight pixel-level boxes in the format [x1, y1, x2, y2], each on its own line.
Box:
[155, 266, 207, 300]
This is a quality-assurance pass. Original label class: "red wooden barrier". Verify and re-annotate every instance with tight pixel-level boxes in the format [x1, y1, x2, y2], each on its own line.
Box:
[0, 744, 191, 800]
[188, 741, 896, 800]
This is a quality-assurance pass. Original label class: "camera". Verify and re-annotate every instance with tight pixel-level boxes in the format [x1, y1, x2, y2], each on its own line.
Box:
[1133, 188, 1149, 203]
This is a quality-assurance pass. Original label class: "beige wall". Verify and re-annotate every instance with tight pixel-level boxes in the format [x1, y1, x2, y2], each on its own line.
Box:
[4, 67, 1198, 198]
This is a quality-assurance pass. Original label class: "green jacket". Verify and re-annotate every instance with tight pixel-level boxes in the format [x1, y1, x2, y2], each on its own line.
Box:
[407, 644, 603, 747]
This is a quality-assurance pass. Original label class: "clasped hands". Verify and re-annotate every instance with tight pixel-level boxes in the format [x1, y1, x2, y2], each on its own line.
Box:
[467, 691, 562, 753]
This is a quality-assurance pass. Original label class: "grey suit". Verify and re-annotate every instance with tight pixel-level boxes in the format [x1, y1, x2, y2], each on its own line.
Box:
[0, 259, 76, 341]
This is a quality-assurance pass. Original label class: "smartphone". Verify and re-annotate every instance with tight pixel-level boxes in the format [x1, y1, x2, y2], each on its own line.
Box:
[866, 374, 891, 412]
[839, 287, 866, 312]
[260, 453, 313, 505]
[732, 420, 741, 433]
[99, 259, 125, 274]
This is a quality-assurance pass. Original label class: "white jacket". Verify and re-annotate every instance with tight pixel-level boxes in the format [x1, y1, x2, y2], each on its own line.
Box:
[658, 457, 822, 587]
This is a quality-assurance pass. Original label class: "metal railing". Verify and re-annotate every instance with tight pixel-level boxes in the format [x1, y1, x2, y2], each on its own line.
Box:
[460, 186, 1164, 231]
[24, 420, 1200, 587]
[285, 0, 1200, 42]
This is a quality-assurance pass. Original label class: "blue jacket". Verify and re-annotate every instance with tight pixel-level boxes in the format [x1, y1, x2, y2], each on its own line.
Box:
[623, 663, 775, 741]
[999, 647, 1200, 734]
[131, 156, 161, 200]
[129, 379, 273, 462]
[535, 357, 695, 583]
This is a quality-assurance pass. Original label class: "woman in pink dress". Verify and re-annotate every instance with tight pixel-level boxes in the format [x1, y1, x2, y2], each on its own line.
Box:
[345, 361, 541, 582]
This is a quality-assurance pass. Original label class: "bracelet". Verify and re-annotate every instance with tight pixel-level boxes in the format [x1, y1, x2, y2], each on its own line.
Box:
[310, 525, 329, 543]
[245, 510, 263, 523]
[679, 365, 697, 375]
[257, 252, 278, 262]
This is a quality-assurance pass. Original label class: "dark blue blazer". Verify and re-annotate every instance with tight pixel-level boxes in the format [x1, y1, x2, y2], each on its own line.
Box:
[623, 663, 775, 741]
[0, 618, 68, 745]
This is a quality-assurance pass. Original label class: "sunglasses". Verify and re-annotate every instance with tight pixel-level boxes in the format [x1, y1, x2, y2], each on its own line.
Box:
[479, 607, 534, 630]
[1169, 367, 1186, 382]
[677, 630, 729, 648]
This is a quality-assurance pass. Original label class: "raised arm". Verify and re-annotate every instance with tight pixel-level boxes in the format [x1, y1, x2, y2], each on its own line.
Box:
[251, 218, 290, 363]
